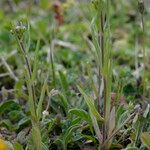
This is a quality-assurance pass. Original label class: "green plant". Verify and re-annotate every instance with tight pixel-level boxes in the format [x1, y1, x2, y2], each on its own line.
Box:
[76, 1, 141, 149]
[11, 22, 45, 150]
[83, 0, 113, 148]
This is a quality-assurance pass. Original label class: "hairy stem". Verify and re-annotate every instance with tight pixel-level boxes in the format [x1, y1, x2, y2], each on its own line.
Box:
[16, 37, 36, 117]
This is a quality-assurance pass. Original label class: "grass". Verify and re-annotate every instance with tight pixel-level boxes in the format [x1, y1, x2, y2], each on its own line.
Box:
[0, 0, 150, 150]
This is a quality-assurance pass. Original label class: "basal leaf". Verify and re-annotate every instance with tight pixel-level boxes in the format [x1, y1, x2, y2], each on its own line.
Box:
[77, 86, 104, 122]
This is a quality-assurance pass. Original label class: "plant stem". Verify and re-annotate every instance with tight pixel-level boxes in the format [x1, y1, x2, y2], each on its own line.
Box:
[100, 13, 105, 67]
[99, 1, 111, 147]
[49, 25, 56, 87]
[100, 4, 107, 144]
[141, 7, 146, 98]
[50, 41, 56, 87]
[15, 34, 42, 150]
[16, 37, 36, 117]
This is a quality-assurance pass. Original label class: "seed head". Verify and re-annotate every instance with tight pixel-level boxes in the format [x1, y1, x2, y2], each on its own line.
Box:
[11, 22, 26, 39]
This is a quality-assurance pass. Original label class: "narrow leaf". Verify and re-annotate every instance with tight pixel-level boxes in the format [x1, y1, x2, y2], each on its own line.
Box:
[68, 108, 91, 124]
[77, 86, 104, 122]
[36, 78, 48, 120]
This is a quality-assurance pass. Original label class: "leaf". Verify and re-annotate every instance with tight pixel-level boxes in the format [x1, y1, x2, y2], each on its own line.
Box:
[15, 80, 28, 100]
[68, 108, 91, 124]
[71, 117, 82, 126]
[143, 104, 150, 118]
[87, 64, 98, 98]
[32, 39, 40, 81]
[48, 119, 55, 132]
[54, 124, 80, 150]
[25, 70, 36, 119]
[77, 86, 104, 122]
[0, 100, 20, 115]
[89, 110, 103, 143]
[116, 106, 125, 122]
[141, 132, 150, 148]
[18, 117, 30, 128]
[132, 113, 138, 124]
[107, 106, 116, 147]
[63, 124, 80, 147]
[108, 106, 116, 136]
[59, 71, 69, 95]
[117, 110, 129, 128]
[36, 78, 48, 120]
[59, 94, 69, 114]
[8, 110, 23, 123]
[13, 142, 24, 150]
[0, 119, 15, 131]
[81, 135, 97, 143]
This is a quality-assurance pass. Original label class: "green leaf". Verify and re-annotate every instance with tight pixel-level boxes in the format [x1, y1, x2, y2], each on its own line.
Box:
[15, 80, 28, 100]
[32, 39, 40, 81]
[81, 135, 97, 143]
[77, 86, 104, 122]
[54, 124, 80, 150]
[8, 110, 23, 122]
[89, 110, 103, 144]
[36, 78, 48, 120]
[63, 124, 80, 147]
[59, 71, 69, 95]
[13, 142, 24, 150]
[141, 132, 150, 148]
[68, 108, 91, 124]
[0, 100, 20, 115]
[117, 110, 129, 128]
[0, 119, 15, 130]
[59, 94, 69, 114]
[18, 117, 30, 128]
